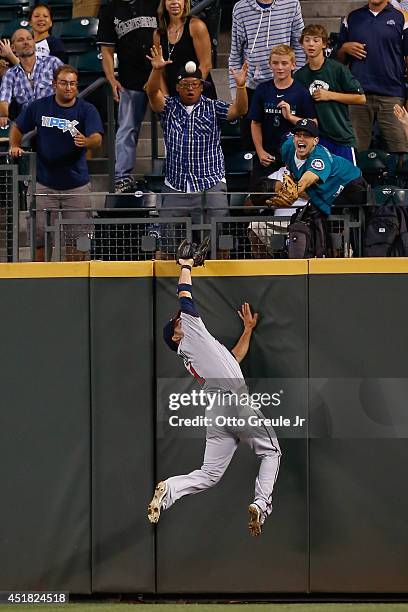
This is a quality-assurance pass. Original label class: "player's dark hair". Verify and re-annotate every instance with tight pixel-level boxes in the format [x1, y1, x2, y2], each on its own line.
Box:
[299, 24, 328, 46]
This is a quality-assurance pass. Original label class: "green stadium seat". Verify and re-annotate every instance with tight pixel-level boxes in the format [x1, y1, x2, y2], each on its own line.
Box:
[356, 149, 396, 186]
[0, 123, 10, 152]
[0, 17, 30, 38]
[225, 150, 254, 192]
[45, 0, 72, 21]
[0, 0, 29, 24]
[144, 159, 166, 193]
[53, 17, 98, 53]
[373, 185, 408, 206]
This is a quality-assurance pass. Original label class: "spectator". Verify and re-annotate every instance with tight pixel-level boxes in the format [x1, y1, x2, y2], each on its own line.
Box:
[154, 0, 216, 98]
[0, 29, 62, 126]
[229, 0, 305, 149]
[73, 0, 100, 18]
[295, 24, 366, 163]
[0, 6, 67, 67]
[281, 119, 367, 216]
[248, 44, 315, 187]
[390, 0, 408, 18]
[145, 45, 248, 254]
[337, 0, 408, 153]
[8, 65, 103, 261]
[97, 0, 158, 193]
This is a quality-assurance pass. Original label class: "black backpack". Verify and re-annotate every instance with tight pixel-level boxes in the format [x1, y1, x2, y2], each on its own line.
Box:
[287, 203, 328, 258]
[363, 203, 408, 257]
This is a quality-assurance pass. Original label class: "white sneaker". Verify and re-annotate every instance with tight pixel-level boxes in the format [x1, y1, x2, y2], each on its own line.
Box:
[147, 481, 167, 524]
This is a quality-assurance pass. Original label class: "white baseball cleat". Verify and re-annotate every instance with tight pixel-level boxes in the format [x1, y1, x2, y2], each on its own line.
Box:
[248, 503, 263, 536]
[147, 481, 167, 524]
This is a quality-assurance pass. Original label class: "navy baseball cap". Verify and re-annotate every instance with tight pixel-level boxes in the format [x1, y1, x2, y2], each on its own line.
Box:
[163, 310, 181, 352]
[176, 66, 203, 82]
[293, 118, 319, 137]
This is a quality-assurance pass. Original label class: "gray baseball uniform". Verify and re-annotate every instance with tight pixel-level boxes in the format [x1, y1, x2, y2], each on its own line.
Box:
[163, 288, 281, 520]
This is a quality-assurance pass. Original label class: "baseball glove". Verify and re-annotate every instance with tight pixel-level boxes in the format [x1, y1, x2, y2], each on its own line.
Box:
[267, 173, 299, 208]
[176, 236, 210, 266]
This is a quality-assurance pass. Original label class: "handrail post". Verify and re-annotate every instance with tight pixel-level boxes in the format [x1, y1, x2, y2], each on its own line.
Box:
[106, 83, 116, 193]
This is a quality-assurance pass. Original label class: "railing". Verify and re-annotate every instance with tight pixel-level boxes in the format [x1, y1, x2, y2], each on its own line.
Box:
[21, 189, 365, 262]
[0, 152, 36, 262]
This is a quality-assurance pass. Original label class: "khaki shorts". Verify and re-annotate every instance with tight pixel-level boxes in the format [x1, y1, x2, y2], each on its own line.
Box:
[34, 182, 93, 248]
[349, 95, 407, 152]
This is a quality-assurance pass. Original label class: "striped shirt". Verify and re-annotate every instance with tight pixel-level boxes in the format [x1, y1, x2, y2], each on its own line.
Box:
[160, 96, 230, 192]
[0, 55, 62, 107]
[229, 0, 305, 92]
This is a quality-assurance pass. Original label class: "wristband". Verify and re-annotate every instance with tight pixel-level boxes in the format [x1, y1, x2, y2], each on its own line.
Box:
[236, 85, 246, 89]
[181, 264, 192, 271]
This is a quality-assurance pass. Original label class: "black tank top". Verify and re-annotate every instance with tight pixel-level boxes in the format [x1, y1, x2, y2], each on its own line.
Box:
[160, 16, 217, 99]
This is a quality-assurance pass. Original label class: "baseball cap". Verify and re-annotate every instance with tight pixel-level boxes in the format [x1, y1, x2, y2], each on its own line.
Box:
[176, 66, 203, 82]
[293, 118, 319, 137]
[163, 310, 181, 352]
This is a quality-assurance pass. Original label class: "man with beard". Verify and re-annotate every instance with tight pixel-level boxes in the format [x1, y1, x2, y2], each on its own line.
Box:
[0, 29, 62, 126]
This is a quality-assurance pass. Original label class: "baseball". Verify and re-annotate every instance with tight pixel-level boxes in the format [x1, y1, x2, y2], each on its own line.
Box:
[185, 61, 197, 73]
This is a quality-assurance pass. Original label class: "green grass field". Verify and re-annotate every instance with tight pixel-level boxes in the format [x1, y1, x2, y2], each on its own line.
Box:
[2, 604, 408, 612]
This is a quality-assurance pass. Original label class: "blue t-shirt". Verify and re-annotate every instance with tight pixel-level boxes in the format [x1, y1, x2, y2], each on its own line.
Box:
[248, 79, 316, 156]
[338, 4, 408, 97]
[16, 95, 103, 190]
[281, 136, 361, 214]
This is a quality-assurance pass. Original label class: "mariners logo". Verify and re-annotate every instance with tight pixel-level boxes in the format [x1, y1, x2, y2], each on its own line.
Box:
[41, 116, 79, 136]
[309, 80, 330, 95]
[311, 158, 325, 171]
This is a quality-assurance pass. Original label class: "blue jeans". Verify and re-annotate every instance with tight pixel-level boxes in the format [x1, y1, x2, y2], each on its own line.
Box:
[115, 88, 148, 181]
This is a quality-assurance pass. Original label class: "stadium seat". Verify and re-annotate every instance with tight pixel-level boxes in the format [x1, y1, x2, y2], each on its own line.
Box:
[144, 159, 166, 193]
[53, 17, 98, 53]
[373, 185, 408, 206]
[0, 123, 10, 152]
[356, 149, 396, 186]
[70, 50, 107, 119]
[225, 151, 254, 192]
[0, 17, 30, 38]
[0, 0, 29, 25]
[221, 120, 241, 156]
[45, 0, 72, 21]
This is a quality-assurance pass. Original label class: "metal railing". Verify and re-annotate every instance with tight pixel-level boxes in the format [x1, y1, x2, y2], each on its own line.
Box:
[30, 189, 364, 262]
[0, 152, 36, 262]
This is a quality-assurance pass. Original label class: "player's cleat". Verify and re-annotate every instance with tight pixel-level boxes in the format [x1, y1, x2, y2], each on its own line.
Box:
[147, 481, 167, 524]
[248, 503, 263, 536]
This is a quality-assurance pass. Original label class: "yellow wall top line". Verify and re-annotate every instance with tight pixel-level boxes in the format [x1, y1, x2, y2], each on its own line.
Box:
[0, 259, 407, 278]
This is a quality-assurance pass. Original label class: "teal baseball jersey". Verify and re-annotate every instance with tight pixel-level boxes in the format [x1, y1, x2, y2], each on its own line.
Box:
[281, 136, 361, 214]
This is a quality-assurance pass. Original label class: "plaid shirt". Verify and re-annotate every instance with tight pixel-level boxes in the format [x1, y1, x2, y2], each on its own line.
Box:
[160, 96, 230, 192]
[0, 55, 62, 108]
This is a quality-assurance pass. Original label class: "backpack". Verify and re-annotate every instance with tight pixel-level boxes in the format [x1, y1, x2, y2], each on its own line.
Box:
[287, 203, 328, 258]
[363, 203, 408, 257]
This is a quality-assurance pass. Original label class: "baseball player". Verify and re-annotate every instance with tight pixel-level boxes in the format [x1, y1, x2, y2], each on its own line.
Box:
[148, 240, 281, 536]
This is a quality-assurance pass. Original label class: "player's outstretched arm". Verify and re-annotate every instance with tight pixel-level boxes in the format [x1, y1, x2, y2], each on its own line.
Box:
[231, 303, 258, 363]
[178, 258, 194, 297]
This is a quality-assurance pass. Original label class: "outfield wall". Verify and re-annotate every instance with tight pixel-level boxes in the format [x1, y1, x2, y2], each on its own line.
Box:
[0, 260, 407, 595]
